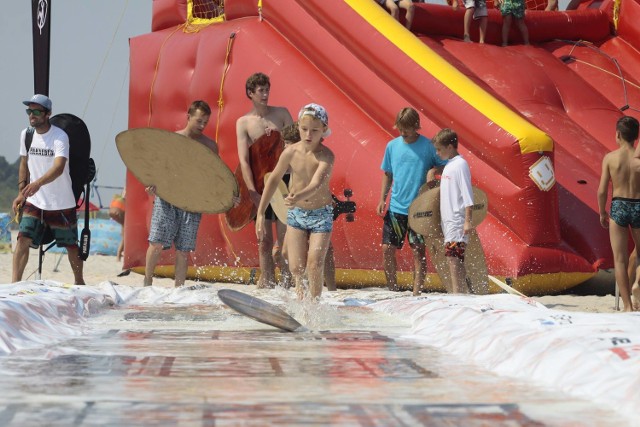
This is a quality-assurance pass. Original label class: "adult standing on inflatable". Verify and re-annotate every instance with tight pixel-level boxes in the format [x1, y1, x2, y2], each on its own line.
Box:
[236, 73, 294, 288]
[377, 108, 447, 295]
[144, 101, 219, 288]
[12, 94, 85, 285]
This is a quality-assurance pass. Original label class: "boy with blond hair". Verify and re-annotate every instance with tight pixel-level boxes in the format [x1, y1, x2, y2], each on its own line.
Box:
[257, 104, 334, 300]
[598, 116, 640, 312]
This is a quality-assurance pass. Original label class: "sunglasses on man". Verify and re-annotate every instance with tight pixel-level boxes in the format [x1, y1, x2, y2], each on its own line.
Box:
[25, 108, 47, 116]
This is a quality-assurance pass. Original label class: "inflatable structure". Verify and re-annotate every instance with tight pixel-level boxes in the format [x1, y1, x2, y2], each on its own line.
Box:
[123, 0, 640, 294]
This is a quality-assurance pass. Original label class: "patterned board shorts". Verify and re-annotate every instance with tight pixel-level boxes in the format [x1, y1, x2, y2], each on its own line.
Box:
[445, 241, 467, 261]
[19, 202, 78, 247]
[148, 197, 202, 252]
[382, 211, 425, 249]
[500, 0, 525, 19]
[287, 205, 333, 234]
[610, 197, 640, 229]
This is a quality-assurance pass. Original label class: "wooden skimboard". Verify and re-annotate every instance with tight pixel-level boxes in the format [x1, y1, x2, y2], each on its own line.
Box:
[465, 232, 489, 295]
[264, 172, 289, 223]
[488, 275, 527, 297]
[225, 131, 284, 231]
[409, 184, 489, 294]
[116, 128, 238, 214]
[218, 289, 303, 332]
[409, 183, 488, 237]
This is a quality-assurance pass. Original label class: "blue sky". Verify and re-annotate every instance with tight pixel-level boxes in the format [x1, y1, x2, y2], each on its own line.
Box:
[1, 1, 151, 206]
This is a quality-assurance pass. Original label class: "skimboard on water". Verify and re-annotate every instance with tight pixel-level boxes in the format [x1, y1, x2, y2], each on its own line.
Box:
[225, 131, 284, 231]
[116, 128, 238, 214]
[218, 289, 303, 332]
[264, 172, 289, 223]
[408, 182, 489, 293]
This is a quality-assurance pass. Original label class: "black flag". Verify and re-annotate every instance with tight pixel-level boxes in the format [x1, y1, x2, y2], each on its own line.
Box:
[31, 0, 51, 96]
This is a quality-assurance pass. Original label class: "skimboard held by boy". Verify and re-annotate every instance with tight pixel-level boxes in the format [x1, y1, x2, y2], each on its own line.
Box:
[433, 128, 474, 294]
[599, 116, 640, 312]
[257, 104, 334, 301]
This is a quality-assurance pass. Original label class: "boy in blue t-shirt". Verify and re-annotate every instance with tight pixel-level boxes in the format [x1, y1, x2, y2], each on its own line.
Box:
[377, 108, 447, 295]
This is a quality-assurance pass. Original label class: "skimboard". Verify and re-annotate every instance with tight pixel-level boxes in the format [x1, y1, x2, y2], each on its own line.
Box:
[264, 172, 289, 223]
[488, 275, 527, 297]
[409, 183, 489, 293]
[116, 128, 238, 214]
[218, 289, 303, 332]
[226, 131, 284, 231]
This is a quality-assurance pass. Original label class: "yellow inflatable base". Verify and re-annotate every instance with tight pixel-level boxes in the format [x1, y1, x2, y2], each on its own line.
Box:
[130, 265, 595, 296]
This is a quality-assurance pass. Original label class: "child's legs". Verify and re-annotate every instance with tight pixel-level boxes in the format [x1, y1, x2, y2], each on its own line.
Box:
[385, 0, 400, 18]
[382, 244, 398, 290]
[629, 229, 640, 309]
[409, 243, 427, 296]
[398, 0, 414, 29]
[610, 221, 633, 310]
[307, 232, 333, 299]
[478, 16, 488, 43]
[257, 220, 277, 287]
[445, 241, 468, 293]
[324, 243, 336, 291]
[273, 220, 291, 280]
[464, 8, 474, 39]
[448, 256, 468, 293]
[515, 18, 529, 44]
[501, 15, 513, 45]
[286, 226, 309, 299]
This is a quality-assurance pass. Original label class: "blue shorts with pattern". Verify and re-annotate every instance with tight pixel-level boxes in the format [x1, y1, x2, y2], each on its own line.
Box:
[148, 197, 202, 252]
[287, 205, 333, 234]
[610, 197, 640, 229]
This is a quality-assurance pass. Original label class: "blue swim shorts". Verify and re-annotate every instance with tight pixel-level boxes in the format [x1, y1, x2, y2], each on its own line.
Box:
[287, 204, 333, 233]
[610, 197, 640, 229]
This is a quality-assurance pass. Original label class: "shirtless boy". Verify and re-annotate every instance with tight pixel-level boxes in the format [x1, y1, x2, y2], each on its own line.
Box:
[257, 104, 334, 300]
[144, 100, 218, 287]
[598, 116, 640, 311]
[236, 72, 294, 288]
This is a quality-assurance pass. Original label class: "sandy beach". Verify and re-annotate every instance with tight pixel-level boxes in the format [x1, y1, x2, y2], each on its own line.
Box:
[0, 249, 621, 313]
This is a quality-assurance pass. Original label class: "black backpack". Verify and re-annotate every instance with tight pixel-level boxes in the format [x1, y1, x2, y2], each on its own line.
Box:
[25, 113, 95, 259]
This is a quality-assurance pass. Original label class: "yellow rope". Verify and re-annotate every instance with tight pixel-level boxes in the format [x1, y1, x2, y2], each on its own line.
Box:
[215, 34, 236, 142]
[147, 24, 185, 127]
[572, 59, 640, 91]
[214, 32, 240, 263]
[613, 0, 621, 30]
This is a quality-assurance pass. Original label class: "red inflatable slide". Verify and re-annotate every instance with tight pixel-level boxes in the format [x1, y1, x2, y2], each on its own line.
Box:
[123, 0, 640, 294]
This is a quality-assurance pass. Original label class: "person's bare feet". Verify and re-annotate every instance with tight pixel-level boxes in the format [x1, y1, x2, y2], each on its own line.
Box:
[463, 34, 472, 43]
[632, 282, 640, 311]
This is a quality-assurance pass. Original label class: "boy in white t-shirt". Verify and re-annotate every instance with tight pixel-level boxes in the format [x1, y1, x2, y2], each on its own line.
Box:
[433, 128, 474, 294]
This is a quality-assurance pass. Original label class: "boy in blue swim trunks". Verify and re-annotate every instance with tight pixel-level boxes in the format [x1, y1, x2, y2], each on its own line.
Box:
[257, 104, 334, 300]
[598, 116, 640, 311]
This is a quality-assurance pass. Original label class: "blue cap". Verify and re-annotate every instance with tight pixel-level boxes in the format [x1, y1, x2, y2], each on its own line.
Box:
[23, 94, 52, 111]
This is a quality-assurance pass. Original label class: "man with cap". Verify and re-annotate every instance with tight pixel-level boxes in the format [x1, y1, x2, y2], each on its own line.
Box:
[12, 94, 85, 285]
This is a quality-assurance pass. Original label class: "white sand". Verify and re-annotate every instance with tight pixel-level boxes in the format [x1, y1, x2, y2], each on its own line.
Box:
[0, 249, 621, 313]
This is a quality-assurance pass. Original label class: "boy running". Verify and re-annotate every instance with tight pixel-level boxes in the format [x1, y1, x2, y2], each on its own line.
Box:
[257, 104, 334, 300]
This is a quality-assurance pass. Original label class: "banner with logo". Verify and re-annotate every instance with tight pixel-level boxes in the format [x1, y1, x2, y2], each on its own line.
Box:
[31, 0, 51, 96]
